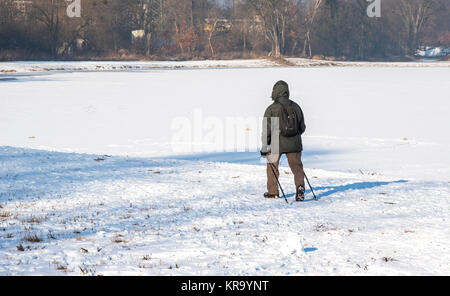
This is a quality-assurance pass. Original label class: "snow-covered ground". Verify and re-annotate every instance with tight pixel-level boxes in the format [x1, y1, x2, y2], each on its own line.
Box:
[0, 64, 449, 275]
[1, 59, 449, 74]
[0, 60, 279, 74]
[287, 58, 450, 67]
[415, 47, 450, 58]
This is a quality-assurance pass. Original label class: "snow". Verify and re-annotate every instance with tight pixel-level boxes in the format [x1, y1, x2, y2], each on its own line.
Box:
[416, 47, 450, 58]
[1, 59, 449, 74]
[0, 60, 279, 74]
[287, 58, 450, 67]
[0, 64, 449, 275]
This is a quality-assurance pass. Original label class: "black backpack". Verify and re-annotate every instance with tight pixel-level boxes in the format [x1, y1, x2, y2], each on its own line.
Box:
[278, 102, 299, 137]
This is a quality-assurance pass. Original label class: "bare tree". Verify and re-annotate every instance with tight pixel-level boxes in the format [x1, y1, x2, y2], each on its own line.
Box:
[1, 0, 448, 61]
[247, 0, 296, 58]
[302, 0, 323, 57]
[395, 0, 435, 55]
[165, 0, 197, 56]
[33, 0, 66, 56]
[205, 18, 219, 57]
[232, 5, 252, 53]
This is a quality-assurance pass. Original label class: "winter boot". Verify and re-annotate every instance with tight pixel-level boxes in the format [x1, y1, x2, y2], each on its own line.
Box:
[264, 192, 279, 199]
[295, 186, 305, 202]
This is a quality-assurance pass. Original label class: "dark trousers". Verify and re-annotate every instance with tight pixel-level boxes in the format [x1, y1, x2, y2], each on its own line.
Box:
[267, 152, 305, 196]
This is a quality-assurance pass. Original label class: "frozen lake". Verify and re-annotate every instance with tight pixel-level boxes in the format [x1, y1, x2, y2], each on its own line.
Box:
[1, 65, 449, 179]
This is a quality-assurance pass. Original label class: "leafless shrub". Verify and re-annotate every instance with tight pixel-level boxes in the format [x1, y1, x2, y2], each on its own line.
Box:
[23, 233, 43, 243]
[382, 257, 395, 262]
[79, 264, 95, 275]
[314, 223, 337, 232]
[0, 211, 12, 218]
[112, 235, 127, 243]
[356, 264, 369, 270]
[57, 265, 69, 272]
[22, 215, 47, 224]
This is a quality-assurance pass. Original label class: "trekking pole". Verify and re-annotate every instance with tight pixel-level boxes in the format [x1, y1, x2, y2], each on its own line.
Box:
[269, 162, 289, 204]
[304, 172, 318, 201]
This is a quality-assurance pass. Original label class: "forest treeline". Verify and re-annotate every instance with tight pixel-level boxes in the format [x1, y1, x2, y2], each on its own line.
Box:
[0, 0, 448, 61]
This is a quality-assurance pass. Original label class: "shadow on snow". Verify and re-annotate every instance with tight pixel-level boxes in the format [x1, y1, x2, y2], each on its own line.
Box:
[159, 149, 340, 166]
[285, 179, 408, 202]
[0, 146, 406, 203]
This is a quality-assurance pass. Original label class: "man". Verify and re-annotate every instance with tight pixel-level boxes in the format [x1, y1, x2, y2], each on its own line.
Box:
[261, 80, 306, 202]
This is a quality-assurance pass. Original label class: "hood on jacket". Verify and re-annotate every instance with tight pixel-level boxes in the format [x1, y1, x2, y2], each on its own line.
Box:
[271, 80, 290, 102]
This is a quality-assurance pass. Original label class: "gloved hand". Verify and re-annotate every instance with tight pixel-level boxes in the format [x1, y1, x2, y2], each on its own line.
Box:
[260, 145, 271, 158]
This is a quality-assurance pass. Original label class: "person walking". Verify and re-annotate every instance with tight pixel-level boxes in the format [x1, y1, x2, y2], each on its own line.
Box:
[261, 80, 307, 202]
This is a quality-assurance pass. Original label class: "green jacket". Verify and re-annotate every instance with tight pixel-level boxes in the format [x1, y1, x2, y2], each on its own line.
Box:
[262, 81, 306, 154]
